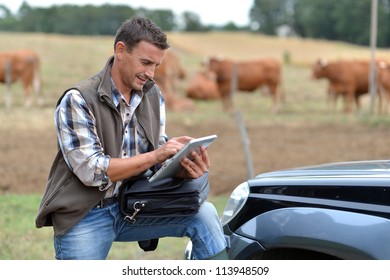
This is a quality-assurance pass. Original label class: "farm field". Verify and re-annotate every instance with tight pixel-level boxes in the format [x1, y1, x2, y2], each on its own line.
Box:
[1, 31, 390, 259]
[1, 31, 390, 196]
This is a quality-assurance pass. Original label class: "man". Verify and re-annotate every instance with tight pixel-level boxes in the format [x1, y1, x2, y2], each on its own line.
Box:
[35, 17, 227, 260]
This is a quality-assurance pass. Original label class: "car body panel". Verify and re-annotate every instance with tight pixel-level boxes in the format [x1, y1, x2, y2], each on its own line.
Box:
[224, 233, 265, 260]
[235, 207, 390, 259]
[222, 160, 390, 259]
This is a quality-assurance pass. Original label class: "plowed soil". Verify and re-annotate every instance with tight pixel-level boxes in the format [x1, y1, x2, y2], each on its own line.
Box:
[1, 107, 390, 196]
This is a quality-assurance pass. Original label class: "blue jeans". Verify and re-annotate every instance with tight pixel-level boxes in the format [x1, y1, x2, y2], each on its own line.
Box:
[54, 201, 226, 260]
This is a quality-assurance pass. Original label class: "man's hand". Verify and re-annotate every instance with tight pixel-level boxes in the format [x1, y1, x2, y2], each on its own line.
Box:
[178, 146, 210, 179]
[155, 136, 193, 163]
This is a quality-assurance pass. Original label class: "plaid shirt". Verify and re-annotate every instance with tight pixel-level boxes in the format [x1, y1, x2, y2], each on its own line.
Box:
[55, 80, 167, 195]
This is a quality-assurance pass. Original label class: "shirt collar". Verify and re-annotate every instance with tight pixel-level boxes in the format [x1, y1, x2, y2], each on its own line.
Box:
[110, 77, 144, 110]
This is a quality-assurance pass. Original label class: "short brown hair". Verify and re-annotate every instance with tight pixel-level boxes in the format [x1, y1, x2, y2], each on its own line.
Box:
[114, 17, 170, 52]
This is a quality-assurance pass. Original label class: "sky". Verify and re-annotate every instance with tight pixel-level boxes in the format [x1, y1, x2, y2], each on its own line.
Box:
[1, 0, 253, 26]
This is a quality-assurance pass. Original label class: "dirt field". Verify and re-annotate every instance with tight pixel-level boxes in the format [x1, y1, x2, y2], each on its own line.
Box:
[1, 104, 390, 196]
[1, 32, 390, 197]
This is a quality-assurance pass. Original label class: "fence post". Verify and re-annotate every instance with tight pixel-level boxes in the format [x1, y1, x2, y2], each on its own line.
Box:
[235, 110, 255, 179]
[231, 63, 255, 179]
[5, 59, 12, 110]
[369, 0, 378, 114]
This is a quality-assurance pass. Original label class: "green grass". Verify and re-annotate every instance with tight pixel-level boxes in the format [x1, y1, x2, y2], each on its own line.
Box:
[0, 194, 228, 260]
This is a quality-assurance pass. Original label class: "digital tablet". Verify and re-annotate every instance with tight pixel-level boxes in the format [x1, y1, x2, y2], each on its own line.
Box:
[148, 134, 217, 183]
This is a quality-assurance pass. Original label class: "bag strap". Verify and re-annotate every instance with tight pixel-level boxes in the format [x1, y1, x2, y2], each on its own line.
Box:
[138, 238, 159, 251]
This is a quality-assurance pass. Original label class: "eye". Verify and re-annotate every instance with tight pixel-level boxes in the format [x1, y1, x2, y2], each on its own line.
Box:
[140, 60, 150, 65]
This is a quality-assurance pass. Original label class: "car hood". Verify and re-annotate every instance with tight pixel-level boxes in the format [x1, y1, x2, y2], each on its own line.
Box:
[252, 159, 390, 181]
[247, 160, 390, 207]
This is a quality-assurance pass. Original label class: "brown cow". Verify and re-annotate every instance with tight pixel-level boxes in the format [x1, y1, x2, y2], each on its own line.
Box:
[186, 70, 221, 100]
[0, 49, 42, 109]
[312, 59, 382, 113]
[205, 56, 282, 113]
[154, 49, 194, 111]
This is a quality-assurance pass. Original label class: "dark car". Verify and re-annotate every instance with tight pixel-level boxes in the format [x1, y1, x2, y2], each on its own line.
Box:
[186, 160, 390, 260]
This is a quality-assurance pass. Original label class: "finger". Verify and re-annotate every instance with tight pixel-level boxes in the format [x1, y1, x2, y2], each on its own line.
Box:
[186, 157, 207, 177]
[189, 151, 205, 170]
[171, 136, 193, 145]
[182, 158, 199, 178]
[199, 147, 211, 168]
[191, 148, 210, 170]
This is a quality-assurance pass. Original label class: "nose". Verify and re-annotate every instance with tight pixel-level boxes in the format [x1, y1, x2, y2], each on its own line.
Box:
[145, 65, 156, 79]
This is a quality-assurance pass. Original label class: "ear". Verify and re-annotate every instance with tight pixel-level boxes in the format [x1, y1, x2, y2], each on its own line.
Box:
[115, 41, 126, 59]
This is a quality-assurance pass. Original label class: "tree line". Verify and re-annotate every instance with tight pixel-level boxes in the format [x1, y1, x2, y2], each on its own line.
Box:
[1, 0, 390, 47]
[251, 0, 390, 47]
[0, 1, 230, 35]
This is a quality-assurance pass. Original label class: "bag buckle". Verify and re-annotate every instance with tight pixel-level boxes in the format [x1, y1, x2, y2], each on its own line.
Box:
[124, 201, 145, 223]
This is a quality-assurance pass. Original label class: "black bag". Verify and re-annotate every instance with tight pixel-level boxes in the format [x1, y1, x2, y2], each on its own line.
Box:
[119, 172, 209, 224]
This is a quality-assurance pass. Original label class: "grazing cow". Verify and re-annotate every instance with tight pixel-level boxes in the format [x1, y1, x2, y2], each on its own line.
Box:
[205, 56, 282, 113]
[186, 70, 221, 100]
[154, 49, 194, 111]
[0, 49, 42, 108]
[312, 59, 382, 113]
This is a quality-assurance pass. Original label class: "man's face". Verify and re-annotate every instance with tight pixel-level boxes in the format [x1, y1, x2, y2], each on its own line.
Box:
[116, 40, 165, 92]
